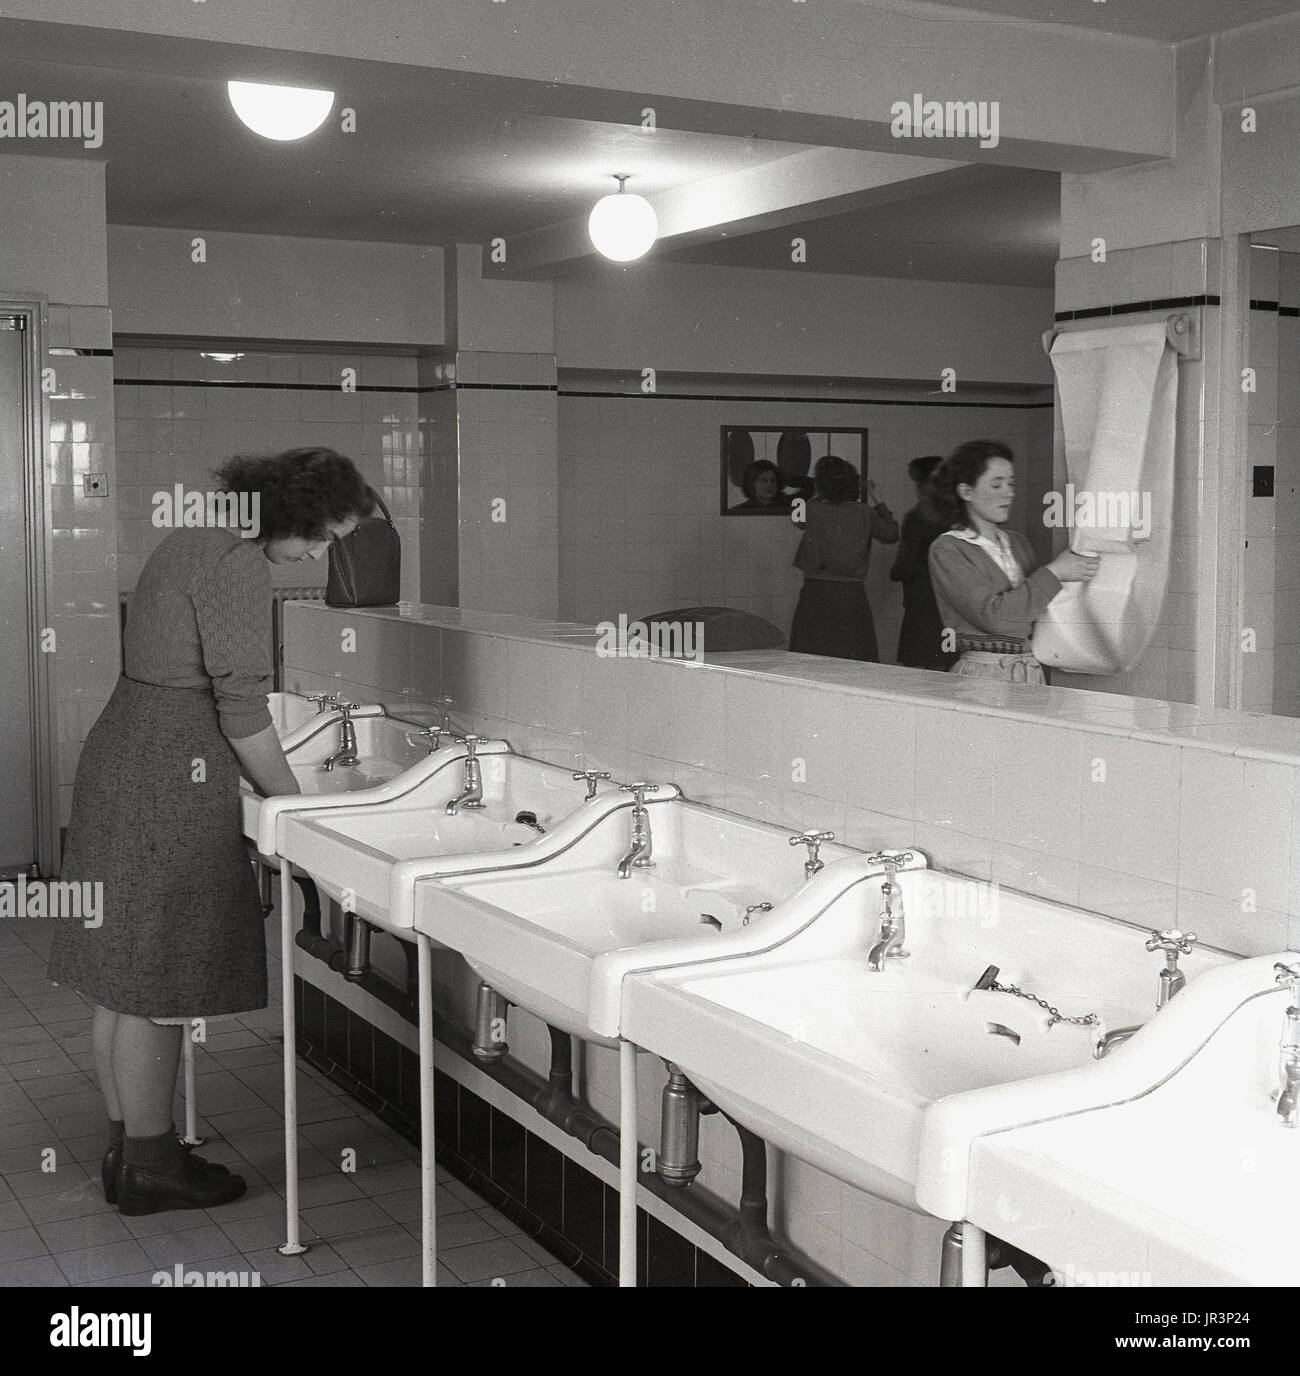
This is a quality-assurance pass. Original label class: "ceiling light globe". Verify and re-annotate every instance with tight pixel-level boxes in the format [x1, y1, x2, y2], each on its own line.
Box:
[588, 191, 658, 261]
[227, 81, 335, 141]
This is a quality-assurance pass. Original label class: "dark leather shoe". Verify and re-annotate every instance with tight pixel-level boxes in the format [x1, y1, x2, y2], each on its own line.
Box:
[102, 1142, 231, 1205]
[114, 1156, 246, 1216]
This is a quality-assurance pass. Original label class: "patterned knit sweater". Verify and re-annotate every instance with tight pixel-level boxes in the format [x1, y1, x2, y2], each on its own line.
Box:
[124, 528, 274, 740]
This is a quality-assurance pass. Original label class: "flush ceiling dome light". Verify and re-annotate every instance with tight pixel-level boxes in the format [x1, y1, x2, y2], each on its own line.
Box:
[588, 175, 658, 261]
[227, 80, 334, 141]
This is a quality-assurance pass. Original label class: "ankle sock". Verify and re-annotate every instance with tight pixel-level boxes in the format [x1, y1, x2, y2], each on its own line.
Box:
[123, 1131, 186, 1175]
[107, 1119, 125, 1151]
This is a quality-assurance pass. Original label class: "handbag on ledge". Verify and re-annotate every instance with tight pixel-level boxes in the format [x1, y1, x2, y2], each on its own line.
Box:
[325, 487, 401, 607]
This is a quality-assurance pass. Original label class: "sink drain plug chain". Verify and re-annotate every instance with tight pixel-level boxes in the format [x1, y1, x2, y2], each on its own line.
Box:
[973, 965, 1098, 1029]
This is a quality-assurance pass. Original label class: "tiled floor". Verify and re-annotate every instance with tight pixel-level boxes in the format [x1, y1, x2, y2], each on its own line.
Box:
[0, 906, 586, 1288]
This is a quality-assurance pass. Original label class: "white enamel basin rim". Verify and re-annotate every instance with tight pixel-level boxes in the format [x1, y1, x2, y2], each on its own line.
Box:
[414, 804, 861, 1045]
[615, 864, 1233, 1215]
[241, 721, 514, 858]
[962, 955, 1300, 1285]
[276, 755, 629, 932]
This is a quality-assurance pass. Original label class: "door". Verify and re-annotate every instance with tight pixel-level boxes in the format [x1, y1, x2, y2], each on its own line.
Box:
[0, 317, 35, 871]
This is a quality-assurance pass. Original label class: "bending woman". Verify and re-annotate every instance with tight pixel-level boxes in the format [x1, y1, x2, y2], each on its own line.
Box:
[47, 447, 370, 1215]
[788, 454, 898, 661]
[926, 440, 1098, 683]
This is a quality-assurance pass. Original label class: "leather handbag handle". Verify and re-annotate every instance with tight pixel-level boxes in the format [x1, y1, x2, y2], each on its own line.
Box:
[365, 486, 395, 526]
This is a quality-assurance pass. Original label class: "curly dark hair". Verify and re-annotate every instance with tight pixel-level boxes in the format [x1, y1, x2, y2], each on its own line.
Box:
[211, 447, 372, 540]
[925, 440, 1014, 529]
[812, 454, 860, 504]
[741, 459, 781, 501]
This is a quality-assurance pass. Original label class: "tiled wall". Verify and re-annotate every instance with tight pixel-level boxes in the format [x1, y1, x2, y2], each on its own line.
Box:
[1266, 254, 1300, 717]
[1051, 237, 1223, 704]
[46, 313, 120, 829]
[112, 345, 421, 600]
[283, 603, 1300, 1286]
[454, 352, 559, 617]
[556, 378, 1055, 658]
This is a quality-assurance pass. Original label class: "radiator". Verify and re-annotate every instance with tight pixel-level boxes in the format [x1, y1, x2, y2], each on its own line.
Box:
[119, 585, 326, 691]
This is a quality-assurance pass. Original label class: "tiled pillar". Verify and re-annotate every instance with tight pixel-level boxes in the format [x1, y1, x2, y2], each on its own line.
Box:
[1273, 254, 1300, 716]
[1243, 249, 1279, 712]
[435, 244, 559, 617]
[453, 350, 558, 616]
[417, 352, 458, 607]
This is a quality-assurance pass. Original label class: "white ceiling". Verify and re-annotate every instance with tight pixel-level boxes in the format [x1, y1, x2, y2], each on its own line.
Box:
[891, 0, 1300, 41]
[0, 3, 1291, 289]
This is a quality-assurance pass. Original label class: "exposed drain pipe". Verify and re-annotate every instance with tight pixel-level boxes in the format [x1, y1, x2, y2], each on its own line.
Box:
[343, 913, 372, 983]
[290, 917, 835, 1284]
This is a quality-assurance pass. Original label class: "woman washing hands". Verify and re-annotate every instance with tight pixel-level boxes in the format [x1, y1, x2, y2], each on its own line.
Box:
[47, 447, 371, 1216]
[926, 440, 1099, 683]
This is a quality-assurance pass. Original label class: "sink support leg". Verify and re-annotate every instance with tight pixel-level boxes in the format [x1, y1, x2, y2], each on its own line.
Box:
[180, 1033, 201, 1145]
[278, 859, 307, 1257]
[940, 1222, 988, 1287]
[619, 1039, 638, 1287]
[417, 933, 437, 1287]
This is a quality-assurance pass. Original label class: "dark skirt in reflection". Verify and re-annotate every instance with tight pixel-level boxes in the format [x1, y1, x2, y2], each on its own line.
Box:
[896, 602, 959, 672]
[788, 579, 878, 662]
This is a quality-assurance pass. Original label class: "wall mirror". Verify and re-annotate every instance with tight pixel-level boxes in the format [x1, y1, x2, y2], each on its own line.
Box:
[720, 427, 869, 515]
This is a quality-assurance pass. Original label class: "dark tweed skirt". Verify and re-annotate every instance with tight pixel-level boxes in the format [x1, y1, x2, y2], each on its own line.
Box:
[47, 676, 267, 1018]
[788, 579, 879, 662]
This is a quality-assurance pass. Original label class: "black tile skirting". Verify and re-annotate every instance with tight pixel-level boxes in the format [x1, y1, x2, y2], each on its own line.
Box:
[293, 975, 750, 1288]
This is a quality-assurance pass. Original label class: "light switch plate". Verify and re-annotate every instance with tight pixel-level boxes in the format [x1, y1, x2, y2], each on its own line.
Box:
[83, 473, 108, 496]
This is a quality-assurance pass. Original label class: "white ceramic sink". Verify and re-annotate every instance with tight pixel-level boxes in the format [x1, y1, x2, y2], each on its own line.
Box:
[618, 862, 1232, 1213]
[415, 803, 858, 1044]
[241, 711, 510, 858]
[279, 755, 616, 932]
[961, 953, 1300, 1284]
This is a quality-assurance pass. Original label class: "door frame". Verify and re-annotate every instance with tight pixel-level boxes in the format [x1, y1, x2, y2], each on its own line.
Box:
[1, 297, 58, 876]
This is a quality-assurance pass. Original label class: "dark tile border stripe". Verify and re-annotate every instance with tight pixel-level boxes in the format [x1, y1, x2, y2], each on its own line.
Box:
[1054, 294, 1220, 322]
[559, 390, 1053, 408]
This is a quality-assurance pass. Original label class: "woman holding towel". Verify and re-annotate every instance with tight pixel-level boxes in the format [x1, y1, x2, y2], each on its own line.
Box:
[926, 441, 1099, 683]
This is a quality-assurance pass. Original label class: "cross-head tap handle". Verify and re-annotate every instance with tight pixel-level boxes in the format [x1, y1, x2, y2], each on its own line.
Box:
[308, 692, 340, 712]
[573, 770, 612, 799]
[865, 849, 915, 868]
[460, 733, 481, 757]
[1275, 962, 1300, 1000]
[618, 781, 657, 806]
[789, 831, 835, 868]
[1146, 929, 1196, 957]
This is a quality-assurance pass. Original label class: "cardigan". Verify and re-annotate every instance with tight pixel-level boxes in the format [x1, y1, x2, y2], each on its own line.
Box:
[792, 500, 899, 582]
[125, 527, 274, 740]
[927, 526, 1062, 643]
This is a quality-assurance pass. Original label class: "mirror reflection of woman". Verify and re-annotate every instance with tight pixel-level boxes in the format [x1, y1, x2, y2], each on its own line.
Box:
[889, 454, 958, 672]
[926, 440, 1099, 683]
[788, 455, 898, 661]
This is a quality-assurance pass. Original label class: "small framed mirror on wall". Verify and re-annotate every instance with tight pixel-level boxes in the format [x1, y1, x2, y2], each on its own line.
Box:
[720, 426, 869, 515]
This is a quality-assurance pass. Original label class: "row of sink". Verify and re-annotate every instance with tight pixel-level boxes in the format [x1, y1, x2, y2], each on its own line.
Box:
[243, 691, 1299, 1287]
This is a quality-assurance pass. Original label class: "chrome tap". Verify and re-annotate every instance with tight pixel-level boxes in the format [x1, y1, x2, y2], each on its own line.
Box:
[866, 851, 914, 970]
[1146, 929, 1197, 1008]
[321, 702, 361, 771]
[406, 725, 452, 753]
[308, 692, 340, 714]
[788, 830, 835, 881]
[445, 734, 485, 813]
[572, 769, 612, 801]
[1094, 929, 1198, 1058]
[616, 782, 657, 878]
[1274, 962, 1300, 1127]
